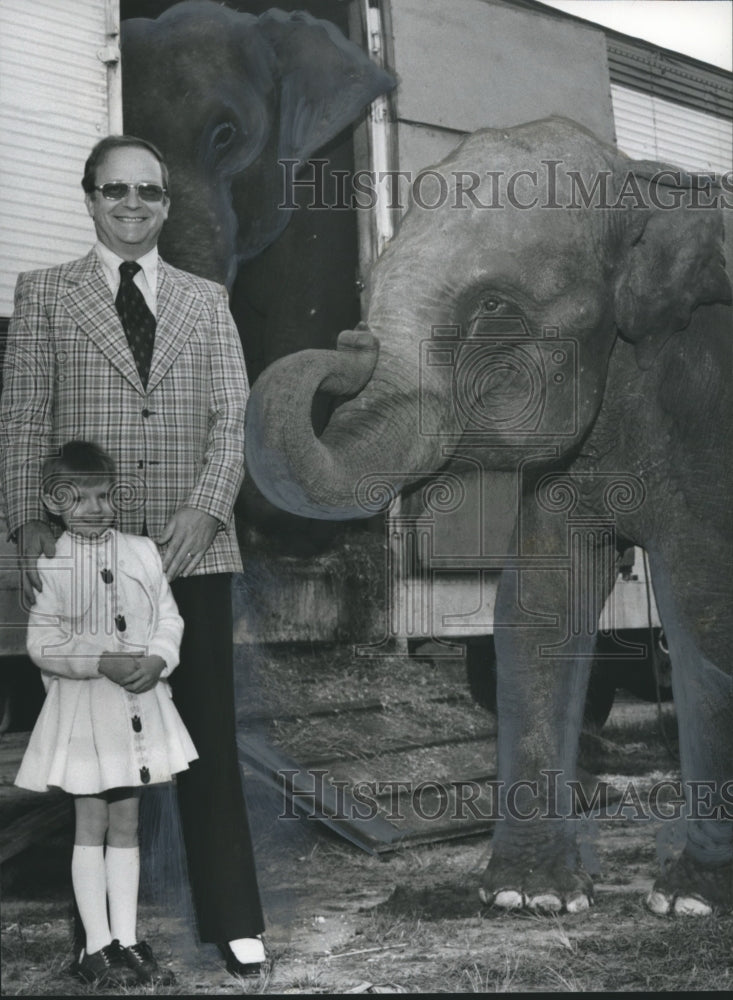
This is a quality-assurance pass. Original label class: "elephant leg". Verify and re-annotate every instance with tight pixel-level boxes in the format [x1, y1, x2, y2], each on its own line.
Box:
[479, 526, 618, 914]
[644, 554, 733, 916]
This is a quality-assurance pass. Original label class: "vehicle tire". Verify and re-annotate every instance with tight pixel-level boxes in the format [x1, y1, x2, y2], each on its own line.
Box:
[583, 661, 617, 732]
[464, 635, 497, 713]
[597, 629, 674, 704]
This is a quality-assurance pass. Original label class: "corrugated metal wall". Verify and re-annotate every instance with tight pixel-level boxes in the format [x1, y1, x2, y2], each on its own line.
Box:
[606, 35, 732, 121]
[612, 84, 732, 174]
[0, 0, 120, 316]
[384, 0, 615, 181]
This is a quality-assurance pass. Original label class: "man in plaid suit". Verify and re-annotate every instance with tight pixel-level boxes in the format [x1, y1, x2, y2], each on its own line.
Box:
[0, 136, 265, 974]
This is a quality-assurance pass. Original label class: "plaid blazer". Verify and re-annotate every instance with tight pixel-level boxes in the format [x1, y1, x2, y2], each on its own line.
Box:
[0, 250, 248, 575]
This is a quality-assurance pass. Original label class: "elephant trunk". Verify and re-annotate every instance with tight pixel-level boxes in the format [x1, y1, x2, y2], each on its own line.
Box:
[245, 321, 447, 519]
[245, 224, 465, 519]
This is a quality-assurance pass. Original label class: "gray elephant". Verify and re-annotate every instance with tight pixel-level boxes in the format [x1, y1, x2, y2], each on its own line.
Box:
[245, 117, 733, 916]
[121, 1, 394, 287]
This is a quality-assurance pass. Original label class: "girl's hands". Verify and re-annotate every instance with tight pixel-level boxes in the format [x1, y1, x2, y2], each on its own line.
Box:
[98, 652, 139, 685]
[120, 655, 166, 694]
[98, 653, 166, 692]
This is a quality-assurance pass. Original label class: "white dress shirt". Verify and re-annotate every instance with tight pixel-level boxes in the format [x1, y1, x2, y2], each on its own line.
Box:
[95, 242, 159, 317]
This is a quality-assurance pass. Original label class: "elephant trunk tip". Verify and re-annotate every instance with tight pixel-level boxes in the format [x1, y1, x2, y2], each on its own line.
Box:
[336, 326, 379, 354]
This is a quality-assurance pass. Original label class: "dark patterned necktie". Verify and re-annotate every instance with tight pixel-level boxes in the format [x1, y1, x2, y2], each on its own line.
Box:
[115, 261, 156, 387]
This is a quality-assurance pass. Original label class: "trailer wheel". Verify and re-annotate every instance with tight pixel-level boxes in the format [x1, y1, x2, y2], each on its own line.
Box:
[464, 635, 498, 713]
[594, 629, 674, 705]
[582, 661, 617, 731]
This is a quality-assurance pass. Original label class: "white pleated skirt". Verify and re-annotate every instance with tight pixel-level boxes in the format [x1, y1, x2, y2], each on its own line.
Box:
[15, 675, 198, 795]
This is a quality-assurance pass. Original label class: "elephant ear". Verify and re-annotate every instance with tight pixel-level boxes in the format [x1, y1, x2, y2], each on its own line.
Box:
[613, 163, 731, 368]
[257, 9, 396, 165]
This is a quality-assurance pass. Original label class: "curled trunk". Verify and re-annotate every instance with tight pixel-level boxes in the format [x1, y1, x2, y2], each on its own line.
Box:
[244, 323, 447, 518]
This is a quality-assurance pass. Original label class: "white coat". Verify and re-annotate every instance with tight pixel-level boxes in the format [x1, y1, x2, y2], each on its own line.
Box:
[15, 529, 197, 794]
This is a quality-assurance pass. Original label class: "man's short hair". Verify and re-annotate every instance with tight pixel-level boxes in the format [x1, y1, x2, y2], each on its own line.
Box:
[42, 440, 116, 491]
[81, 135, 170, 195]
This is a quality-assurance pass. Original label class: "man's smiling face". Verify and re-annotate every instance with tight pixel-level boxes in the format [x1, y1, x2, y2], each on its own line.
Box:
[85, 146, 169, 259]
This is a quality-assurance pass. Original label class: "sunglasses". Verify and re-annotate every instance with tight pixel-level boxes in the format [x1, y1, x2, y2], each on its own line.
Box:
[94, 182, 168, 203]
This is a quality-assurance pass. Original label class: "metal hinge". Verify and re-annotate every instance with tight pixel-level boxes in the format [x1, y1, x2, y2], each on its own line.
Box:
[97, 45, 120, 65]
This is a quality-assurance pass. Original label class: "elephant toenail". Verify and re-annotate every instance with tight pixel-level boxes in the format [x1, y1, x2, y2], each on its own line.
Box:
[565, 894, 591, 913]
[528, 893, 563, 912]
[673, 895, 713, 916]
[493, 890, 525, 909]
[646, 890, 672, 915]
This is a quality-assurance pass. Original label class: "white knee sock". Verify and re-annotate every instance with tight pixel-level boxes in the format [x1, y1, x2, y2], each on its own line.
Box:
[71, 844, 111, 956]
[105, 846, 140, 947]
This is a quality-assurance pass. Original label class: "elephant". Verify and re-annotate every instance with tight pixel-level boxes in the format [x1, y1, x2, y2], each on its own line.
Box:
[244, 116, 733, 916]
[121, 0, 394, 288]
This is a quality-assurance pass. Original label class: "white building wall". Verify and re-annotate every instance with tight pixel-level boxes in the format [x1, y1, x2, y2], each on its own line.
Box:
[612, 84, 733, 174]
[0, 0, 121, 316]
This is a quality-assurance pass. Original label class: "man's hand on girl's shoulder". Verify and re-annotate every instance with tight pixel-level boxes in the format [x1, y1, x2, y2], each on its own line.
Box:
[17, 519, 56, 605]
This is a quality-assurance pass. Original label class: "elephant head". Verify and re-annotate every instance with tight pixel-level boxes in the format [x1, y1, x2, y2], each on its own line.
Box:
[121, 0, 394, 287]
[245, 117, 730, 518]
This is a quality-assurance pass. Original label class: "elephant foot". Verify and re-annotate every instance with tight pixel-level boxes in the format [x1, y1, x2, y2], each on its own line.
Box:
[479, 884, 591, 914]
[646, 850, 733, 916]
[479, 832, 593, 915]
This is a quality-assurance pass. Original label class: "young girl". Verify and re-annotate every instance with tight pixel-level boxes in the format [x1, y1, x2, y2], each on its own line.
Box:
[15, 440, 197, 987]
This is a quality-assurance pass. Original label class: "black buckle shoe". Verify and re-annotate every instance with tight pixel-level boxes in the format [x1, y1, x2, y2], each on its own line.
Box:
[72, 939, 139, 986]
[122, 940, 176, 985]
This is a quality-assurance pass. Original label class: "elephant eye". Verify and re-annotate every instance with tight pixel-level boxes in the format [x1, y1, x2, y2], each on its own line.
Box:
[212, 122, 237, 150]
[480, 297, 503, 314]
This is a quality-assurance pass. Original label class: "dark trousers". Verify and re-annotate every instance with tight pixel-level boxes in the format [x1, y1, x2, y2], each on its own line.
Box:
[169, 573, 264, 943]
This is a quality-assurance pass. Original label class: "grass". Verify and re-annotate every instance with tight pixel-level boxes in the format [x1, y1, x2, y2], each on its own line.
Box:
[350, 905, 733, 994]
[455, 952, 520, 992]
[3, 863, 733, 994]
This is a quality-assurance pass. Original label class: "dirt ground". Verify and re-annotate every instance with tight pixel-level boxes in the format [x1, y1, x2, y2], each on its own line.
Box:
[2, 663, 732, 994]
